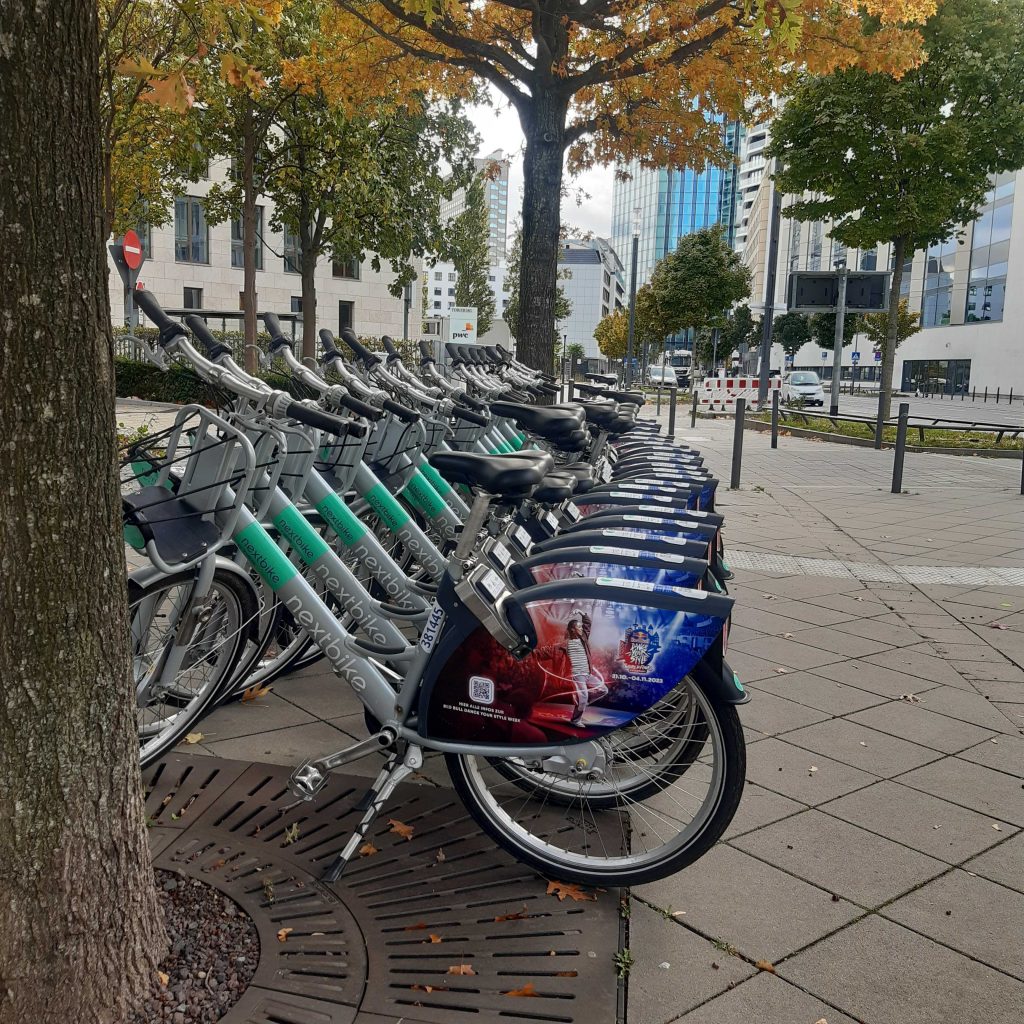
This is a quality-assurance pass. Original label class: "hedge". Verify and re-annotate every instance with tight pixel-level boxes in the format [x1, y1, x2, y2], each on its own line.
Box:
[114, 357, 308, 405]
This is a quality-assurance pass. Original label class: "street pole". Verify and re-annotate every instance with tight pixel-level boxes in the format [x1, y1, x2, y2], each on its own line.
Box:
[757, 180, 782, 408]
[711, 328, 720, 375]
[829, 265, 848, 417]
[625, 234, 639, 387]
[403, 281, 412, 341]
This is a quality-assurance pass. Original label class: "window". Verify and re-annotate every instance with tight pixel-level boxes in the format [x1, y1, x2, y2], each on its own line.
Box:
[433, 301, 441, 309]
[183, 287, 202, 309]
[434, 287, 441, 296]
[448, 272, 456, 281]
[332, 257, 360, 279]
[135, 221, 153, 261]
[965, 181, 1014, 323]
[338, 300, 354, 332]
[283, 225, 301, 273]
[447, 288, 455, 296]
[859, 249, 877, 271]
[230, 207, 264, 270]
[434, 271, 442, 281]
[290, 296, 303, 313]
[174, 197, 208, 263]
[922, 234, 956, 327]
[488, 275, 495, 282]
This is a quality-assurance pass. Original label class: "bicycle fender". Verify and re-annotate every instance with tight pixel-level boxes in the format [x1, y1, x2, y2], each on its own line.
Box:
[127, 555, 257, 596]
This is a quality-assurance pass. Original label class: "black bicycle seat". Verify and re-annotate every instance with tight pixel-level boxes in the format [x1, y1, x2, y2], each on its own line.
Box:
[490, 401, 585, 434]
[429, 451, 554, 498]
[579, 401, 620, 428]
[533, 472, 576, 504]
[560, 462, 597, 493]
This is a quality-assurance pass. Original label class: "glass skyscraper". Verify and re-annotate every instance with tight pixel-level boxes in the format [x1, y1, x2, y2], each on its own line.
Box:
[611, 119, 741, 290]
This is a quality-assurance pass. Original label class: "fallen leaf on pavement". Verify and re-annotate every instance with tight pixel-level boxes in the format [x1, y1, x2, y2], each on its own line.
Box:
[404, 921, 428, 930]
[447, 964, 476, 976]
[429, 934, 443, 943]
[989, 623, 1008, 630]
[815, 1019, 828, 1024]
[184, 732, 204, 744]
[494, 905, 530, 922]
[410, 984, 435, 993]
[546, 880, 597, 902]
[282, 823, 300, 845]
[808, 766, 818, 774]
[992, 823, 1003, 831]
[504, 982, 540, 997]
[242, 683, 272, 702]
[388, 818, 415, 841]
[754, 960, 775, 973]
[900, 693, 921, 703]
[157, 971, 169, 987]
[436, 847, 446, 863]
[277, 927, 293, 942]
[358, 842, 379, 857]
[783, 632, 793, 639]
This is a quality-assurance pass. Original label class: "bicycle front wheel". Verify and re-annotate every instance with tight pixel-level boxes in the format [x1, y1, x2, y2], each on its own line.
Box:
[131, 568, 254, 766]
[446, 680, 745, 886]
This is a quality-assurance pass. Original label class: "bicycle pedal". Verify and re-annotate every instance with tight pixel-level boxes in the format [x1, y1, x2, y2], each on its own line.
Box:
[289, 760, 328, 801]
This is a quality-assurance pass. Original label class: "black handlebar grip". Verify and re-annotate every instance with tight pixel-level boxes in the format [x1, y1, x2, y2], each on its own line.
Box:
[381, 336, 400, 360]
[418, 340, 435, 362]
[134, 289, 183, 346]
[452, 405, 489, 427]
[337, 392, 383, 422]
[284, 402, 350, 437]
[382, 398, 420, 424]
[318, 328, 342, 364]
[455, 392, 487, 413]
[538, 382, 560, 396]
[339, 327, 381, 367]
[261, 312, 290, 348]
[184, 314, 232, 360]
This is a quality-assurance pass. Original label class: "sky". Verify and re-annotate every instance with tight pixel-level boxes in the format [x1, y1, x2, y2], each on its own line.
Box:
[466, 90, 617, 244]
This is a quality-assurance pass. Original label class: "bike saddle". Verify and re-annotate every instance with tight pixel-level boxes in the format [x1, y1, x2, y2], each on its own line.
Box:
[490, 401, 585, 433]
[533, 471, 576, 504]
[429, 451, 554, 498]
[560, 463, 597, 493]
[578, 401, 620, 428]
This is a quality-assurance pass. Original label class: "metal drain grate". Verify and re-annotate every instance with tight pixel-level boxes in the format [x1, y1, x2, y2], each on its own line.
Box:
[143, 754, 619, 1024]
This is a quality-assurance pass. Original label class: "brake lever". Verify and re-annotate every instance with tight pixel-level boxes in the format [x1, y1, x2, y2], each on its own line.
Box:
[127, 334, 169, 370]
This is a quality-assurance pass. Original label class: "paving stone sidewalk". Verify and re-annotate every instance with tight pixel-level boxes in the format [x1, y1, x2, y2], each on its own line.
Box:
[191, 410, 1023, 1024]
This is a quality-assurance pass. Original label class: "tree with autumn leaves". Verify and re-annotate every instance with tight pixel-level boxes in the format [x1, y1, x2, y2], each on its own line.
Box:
[323, 0, 935, 373]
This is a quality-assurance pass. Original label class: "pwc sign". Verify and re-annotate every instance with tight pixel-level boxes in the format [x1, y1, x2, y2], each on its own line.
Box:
[450, 306, 478, 342]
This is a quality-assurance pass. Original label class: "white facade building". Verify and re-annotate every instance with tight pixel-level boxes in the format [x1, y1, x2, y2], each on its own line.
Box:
[738, 155, 1024, 392]
[556, 238, 626, 361]
[108, 158, 413, 340]
[438, 149, 511, 265]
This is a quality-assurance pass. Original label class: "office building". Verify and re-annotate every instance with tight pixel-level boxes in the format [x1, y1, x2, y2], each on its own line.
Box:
[745, 167, 1023, 392]
[108, 159, 413, 339]
[556, 238, 626, 363]
[439, 149, 511, 264]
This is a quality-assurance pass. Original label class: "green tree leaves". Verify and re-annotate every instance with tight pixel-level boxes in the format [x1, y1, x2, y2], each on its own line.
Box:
[450, 174, 496, 335]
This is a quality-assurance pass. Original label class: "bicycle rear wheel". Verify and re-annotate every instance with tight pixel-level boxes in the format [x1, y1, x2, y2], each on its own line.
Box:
[446, 680, 744, 886]
[131, 568, 254, 766]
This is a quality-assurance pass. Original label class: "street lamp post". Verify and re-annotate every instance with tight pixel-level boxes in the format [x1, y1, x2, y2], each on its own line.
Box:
[625, 206, 641, 387]
[829, 261, 849, 416]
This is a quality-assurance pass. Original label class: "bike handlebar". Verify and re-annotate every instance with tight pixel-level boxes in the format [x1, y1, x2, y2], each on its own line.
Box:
[382, 398, 420, 424]
[285, 402, 351, 437]
[135, 289, 184, 346]
[452, 405, 489, 427]
[381, 336, 400, 360]
[261, 312, 289, 348]
[339, 327, 381, 367]
[183, 315, 232, 360]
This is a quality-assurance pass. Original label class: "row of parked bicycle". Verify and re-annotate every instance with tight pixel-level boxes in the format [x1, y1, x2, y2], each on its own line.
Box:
[122, 288, 748, 885]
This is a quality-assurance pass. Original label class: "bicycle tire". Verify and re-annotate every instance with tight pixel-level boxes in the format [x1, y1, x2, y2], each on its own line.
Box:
[131, 568, 255, 767]
[445, 689, 745, 886]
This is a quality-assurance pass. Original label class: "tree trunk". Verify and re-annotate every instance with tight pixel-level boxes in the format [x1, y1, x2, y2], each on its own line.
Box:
[876, 235, 907, 422]
[241, 102, 259, 373]
[0, 3, 166, 1023]
[300, 231, 318, 363]
[517, 96, 568, 374]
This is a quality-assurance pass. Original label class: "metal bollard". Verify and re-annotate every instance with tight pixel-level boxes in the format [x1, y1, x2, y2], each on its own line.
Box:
[997, 388, 1001, 404]
[656, 384, 662, 415]
[730, 398, 746, 490]
[874, 406, 885, 450]
[771, 388, 780, 449]
[985, 387, 988, 402]
[567, 381, 575, 402]
[891, 402, 910, 494]
[667, 386, 677, 437]
[690, 388, 698, 429]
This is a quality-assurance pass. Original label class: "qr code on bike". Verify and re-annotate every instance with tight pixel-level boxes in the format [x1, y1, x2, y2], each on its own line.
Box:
[468, 675, 495, 705]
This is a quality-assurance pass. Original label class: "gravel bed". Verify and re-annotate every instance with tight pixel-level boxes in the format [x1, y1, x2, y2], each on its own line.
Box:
[124, 869, 259, 1024]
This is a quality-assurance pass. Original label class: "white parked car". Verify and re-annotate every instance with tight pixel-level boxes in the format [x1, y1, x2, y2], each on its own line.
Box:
[781, 371, 826, 407]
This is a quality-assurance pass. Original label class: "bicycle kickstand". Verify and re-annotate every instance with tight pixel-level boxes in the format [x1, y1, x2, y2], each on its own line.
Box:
[320, 744, 423, 883]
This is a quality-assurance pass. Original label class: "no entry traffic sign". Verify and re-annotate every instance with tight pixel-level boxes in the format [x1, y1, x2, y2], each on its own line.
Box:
[122, 230, 144, 270]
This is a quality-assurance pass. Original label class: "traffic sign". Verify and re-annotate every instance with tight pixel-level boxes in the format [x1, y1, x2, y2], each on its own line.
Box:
[121, 230, 144, 270]
[874, 350, 882, 362]
[820, 350, 828, 361]
[851, 351, 861, 363]
[788, 270, 891, 313]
